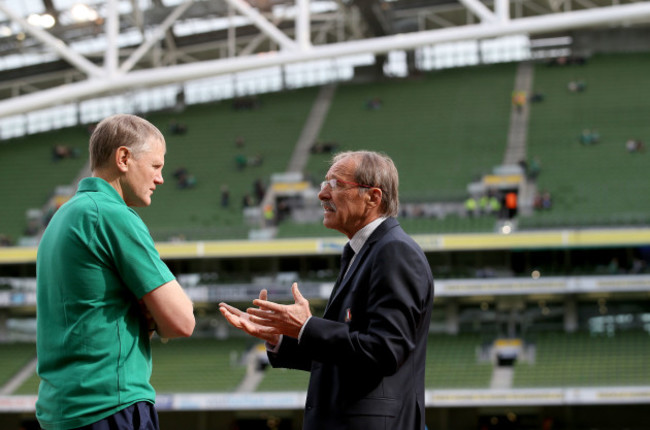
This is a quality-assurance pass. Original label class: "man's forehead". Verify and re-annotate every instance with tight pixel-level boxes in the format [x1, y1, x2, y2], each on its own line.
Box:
[148, 136, 166, 150]
[328, 157, 355, 177]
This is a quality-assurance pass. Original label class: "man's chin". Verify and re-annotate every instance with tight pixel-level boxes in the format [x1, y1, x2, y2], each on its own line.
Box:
[322, 217, 338, 230]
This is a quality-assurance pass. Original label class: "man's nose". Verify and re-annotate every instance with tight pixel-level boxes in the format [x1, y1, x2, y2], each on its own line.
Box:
[318, 188, 329, 201]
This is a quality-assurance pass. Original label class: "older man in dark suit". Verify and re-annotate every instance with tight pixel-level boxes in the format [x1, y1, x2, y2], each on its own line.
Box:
[220, 150, 434, 430]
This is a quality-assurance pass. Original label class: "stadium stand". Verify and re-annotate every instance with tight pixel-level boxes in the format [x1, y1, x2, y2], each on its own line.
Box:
[11, 371, 39, 396]
[0, 88, 318, 244]
[0, 342, 36, 391]
[6, 338, 252, 395]
[2, 52, 650, 430]
[513, 330, 650, 388]
[425, 334, 493, 389]
[149, 338, 250, 393]
[2, 0, 650, 427]
[3, 54, 650, 245]
[8, 329, 648, 395]
[7, 338, 257, 395]
[522, 53, 650, 230]
[256, 367, 311, 392]
[138, 88, 319, 242]
[0, 127, 89, 245]
[306, 63, 515, 197]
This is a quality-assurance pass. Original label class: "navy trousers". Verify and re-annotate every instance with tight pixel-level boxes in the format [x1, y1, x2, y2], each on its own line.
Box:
[73, 402, 159, 430]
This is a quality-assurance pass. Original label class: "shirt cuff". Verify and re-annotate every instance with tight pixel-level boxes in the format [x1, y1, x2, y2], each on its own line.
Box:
[297, 316, 312, 343]
[266, 335, 283, 353]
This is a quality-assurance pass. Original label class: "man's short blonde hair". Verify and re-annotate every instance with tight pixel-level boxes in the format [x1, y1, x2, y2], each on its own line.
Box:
[89, 114, 164, 171]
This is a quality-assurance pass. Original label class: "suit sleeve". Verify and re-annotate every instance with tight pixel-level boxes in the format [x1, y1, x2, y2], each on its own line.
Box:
[296, 237, 433, 376]
[268, 335, 313, 371]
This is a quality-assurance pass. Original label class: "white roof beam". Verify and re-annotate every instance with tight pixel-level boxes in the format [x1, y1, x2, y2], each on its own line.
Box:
[495, 0, 511, 22]
[239, 16, 286, 56]
[0, 3, 104, 79]
[296, 0, 312, 50]
[458, 0, 498, 22]
[120, 0, 194, 74]
[104, 0, 120, 78]
[223, 0, 298, 51]
[1, 2, 650, 117]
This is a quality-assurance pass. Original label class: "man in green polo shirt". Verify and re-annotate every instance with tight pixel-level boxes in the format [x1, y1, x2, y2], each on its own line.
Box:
[36, 114, 195, 430]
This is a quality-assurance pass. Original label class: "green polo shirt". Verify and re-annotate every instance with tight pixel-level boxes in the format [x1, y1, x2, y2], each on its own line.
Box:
[36, 177, 175, 430]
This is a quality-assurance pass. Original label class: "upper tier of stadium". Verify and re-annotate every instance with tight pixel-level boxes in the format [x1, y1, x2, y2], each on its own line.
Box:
[1, 52, 649, 249]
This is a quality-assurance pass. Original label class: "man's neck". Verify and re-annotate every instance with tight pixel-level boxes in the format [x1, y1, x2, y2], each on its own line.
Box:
[92, 168, 124, 202]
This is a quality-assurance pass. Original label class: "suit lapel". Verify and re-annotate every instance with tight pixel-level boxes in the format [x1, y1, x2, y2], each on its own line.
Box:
[323, 218, 399, 317]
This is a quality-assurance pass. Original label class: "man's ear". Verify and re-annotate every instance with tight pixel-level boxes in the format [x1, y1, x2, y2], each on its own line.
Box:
[365, 188, 383, 209]
[115, 146, 130, 172]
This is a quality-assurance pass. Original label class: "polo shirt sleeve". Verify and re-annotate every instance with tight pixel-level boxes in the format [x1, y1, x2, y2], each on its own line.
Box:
[97, 206, 175, 299]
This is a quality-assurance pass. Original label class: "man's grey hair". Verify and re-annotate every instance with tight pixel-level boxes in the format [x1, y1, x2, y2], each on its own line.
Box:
[331, 150, 400, 217]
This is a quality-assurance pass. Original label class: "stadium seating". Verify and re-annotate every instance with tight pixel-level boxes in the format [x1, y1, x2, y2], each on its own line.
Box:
[0, 88, 318, 243]
[279, 63, 516, 237]
[0, 127, 89, 243]
[522, 53, 650, 229]
[3, 54, 650, 243]
[7, 330, 649, 395]
[306, 63, 516, 197]
[425, 334, 493, 388]
[149, 337, 250, 393]
[256, 367, 311, 392]
[11, 370, 39, 395]
[140, 88, 319, 241]
[513, 330, 650, 387]
[0, 342, 36, 388]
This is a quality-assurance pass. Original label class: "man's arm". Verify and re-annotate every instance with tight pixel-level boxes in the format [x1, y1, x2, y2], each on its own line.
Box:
[142, 280, 195, 338]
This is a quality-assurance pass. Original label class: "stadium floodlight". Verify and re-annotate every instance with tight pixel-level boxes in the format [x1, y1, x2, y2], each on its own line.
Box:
[27, 13, 56, 29]
[0, 25, 12, 37]
[70, 4, 99, 23]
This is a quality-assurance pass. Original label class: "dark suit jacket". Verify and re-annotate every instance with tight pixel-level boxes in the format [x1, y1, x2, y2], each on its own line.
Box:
[268, 217, 435, 430]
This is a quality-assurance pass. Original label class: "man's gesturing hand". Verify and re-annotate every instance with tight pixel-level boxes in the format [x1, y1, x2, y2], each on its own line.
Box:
[247, 283, 312, 339]
[219, 289, 281, 345]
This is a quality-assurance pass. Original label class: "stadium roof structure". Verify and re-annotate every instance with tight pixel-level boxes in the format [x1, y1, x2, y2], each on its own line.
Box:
[0, 0, 650, 120]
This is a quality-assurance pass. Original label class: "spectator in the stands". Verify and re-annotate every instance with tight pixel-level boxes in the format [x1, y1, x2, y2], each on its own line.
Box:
[534, 190, 552, 211]
[235, 154, 247, 171]
[579, 129, 599, 145]
[0, 234, 12, 246]
[465, 196, 478, 217]
[504, 191, 518, 219]
[568, 80, 586, 93]
[168, 119, 188, 135]
[253, 178, 266, 203]
[247, 154, 264, 167]
[625, 139, 645, 153]
[511, 90, 527, 113]
[487, 194, 502, 215]
[311, 141, 340, 154]
[527, 156, 541, 180]
[242, 194, 255, 208]
[52, 145, 80, 161]
[220, 185, 230, 208]
[173, 167, 196, 189]
[365, 97, 382, 110]
[529, 91, 545, 103]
